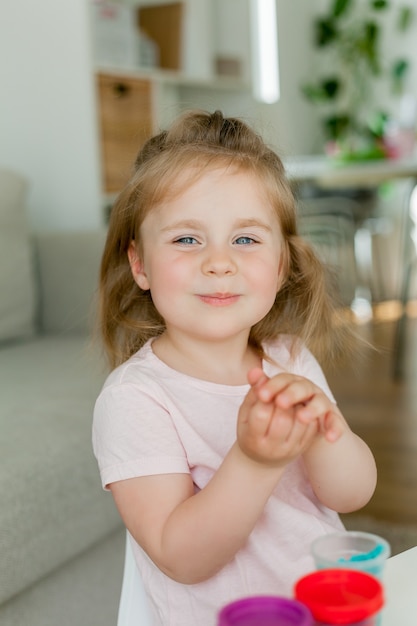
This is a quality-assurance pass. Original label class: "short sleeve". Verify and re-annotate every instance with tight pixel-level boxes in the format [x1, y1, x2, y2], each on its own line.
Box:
[92, 382, 190, 490]
[294, 346, 336, 404]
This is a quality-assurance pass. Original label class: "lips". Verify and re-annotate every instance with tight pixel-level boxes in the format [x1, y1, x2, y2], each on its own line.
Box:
[198, 293, 240, 307]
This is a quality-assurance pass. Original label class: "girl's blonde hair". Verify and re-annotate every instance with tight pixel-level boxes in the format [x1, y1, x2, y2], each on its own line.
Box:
[99, 109, 351, 369]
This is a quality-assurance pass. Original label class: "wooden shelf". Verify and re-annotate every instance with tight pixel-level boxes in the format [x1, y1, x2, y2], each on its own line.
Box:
[95, 64, 250, 92]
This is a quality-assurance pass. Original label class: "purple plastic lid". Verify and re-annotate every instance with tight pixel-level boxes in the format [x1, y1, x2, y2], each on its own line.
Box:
[218, 595, 314, 626]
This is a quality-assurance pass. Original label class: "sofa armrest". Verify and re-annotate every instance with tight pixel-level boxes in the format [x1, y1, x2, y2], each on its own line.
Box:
[35, 230, 107, 334]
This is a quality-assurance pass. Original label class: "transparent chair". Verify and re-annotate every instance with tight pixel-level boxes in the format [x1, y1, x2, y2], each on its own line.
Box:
[297, 196, 359, 309]
[117, 532, 151, 626]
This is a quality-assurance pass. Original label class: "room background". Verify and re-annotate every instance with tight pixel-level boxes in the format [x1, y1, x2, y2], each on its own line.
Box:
[2, 0, 416, 233]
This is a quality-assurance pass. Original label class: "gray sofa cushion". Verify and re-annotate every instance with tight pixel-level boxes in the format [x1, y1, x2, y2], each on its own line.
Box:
[0, 335, 121, 605]
[35, 230, 107, 334]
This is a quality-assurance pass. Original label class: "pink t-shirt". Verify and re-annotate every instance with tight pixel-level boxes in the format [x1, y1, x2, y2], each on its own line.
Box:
[93, 336, 344, 626]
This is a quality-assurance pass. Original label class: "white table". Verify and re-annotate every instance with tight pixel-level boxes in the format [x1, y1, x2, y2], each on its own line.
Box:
[283, 154, 417, 379]
[383, 546, 417, 625]
[283, 154, 417, 189]
[117, 532, 415, 625]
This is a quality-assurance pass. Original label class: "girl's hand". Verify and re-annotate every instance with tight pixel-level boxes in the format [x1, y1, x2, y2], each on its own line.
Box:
[237, 368, 345, 467]
[249, 368, 346, 441]
[237, 369, 317, 466]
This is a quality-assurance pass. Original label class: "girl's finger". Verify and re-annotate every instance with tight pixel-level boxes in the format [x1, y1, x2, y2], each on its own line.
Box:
[294, 418, 320, 449]
[266, 408, 318, 458]
[240, 372, 269, 416]
[247, 367, 267, 387]
[273, 379, 317, 409]
[253, 373, 297, 402]
[265, 406, 295, 442]
[322, 411, 345, 443]
[240, 400, 274, 439]
[294, 395, 332, 423]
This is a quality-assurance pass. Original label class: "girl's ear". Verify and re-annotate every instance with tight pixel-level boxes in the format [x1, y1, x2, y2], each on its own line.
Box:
[128, 242, 150, 291]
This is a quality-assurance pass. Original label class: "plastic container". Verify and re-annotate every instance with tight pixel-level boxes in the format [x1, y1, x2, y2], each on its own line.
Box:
[311, 531, 390, 578]
[294, 569, 384, 625]
[218, 595, 314, 626]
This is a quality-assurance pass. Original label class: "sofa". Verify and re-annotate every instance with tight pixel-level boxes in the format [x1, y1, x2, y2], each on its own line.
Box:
[0, 169, 125, 625]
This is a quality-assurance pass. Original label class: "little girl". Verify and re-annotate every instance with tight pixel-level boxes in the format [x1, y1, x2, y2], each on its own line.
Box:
[93, 110, 376, 626]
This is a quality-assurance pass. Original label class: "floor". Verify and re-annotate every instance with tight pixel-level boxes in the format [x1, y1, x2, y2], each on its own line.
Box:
[323, 303, 417, 526]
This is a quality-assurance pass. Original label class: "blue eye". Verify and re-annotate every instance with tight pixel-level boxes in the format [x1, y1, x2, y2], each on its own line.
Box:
[234, 236, 256, 245]
[175, 236, 198, 245]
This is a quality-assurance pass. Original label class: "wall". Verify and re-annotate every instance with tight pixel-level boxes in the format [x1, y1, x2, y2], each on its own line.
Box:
[256, 0, 319, 155]
[151, 0, 318, 156]
[178, 0, 318, 156]
[0, 0, 103, 231]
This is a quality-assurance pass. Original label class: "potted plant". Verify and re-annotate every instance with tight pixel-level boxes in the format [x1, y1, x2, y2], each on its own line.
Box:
[301, 0, 415, 160]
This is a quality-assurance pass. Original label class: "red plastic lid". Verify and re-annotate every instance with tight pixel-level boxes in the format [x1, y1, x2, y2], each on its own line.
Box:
[294, 569, 384, 624]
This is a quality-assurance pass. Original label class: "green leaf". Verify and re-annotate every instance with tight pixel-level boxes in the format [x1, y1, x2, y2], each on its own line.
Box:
[301, 84, 324, 102]
[360, 21, 381, 73]
[398, 6, 413, 31]
[331, 0, 353, 18]
[392, 58, 409, 79]
[301, 78, 341, 102]
[391, 58, 410, 94]
[315, 18, 337, 46]
[371, 0, 389, 10]
[366, 21, 378, 41]
[323, 114, 352, 141]
[322, 78, 340, 98]
[367, 110, 389, 137]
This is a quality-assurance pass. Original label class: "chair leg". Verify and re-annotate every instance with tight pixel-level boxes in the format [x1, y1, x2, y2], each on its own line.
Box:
[351, 227, 373, 319]
[392, 264, 411, 381]
[392, 181, 417, 381]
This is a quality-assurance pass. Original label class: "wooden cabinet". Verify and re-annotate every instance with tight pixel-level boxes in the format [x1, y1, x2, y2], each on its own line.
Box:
[97, 72, 154, 193]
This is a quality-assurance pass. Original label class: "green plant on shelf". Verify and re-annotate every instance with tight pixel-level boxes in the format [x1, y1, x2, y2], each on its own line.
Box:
[301, 0, 414, 161]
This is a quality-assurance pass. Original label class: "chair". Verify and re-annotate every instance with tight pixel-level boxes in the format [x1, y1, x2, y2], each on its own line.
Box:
[117, 532, 151, 626]
[297, 196, 359, 309]
[298, 190, 417, 380]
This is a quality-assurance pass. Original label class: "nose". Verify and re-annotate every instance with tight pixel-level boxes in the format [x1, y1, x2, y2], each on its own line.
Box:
[202, 244, 237, 276]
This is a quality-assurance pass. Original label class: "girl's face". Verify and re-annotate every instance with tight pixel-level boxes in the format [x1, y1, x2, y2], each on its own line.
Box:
[129, 167, 285, 346]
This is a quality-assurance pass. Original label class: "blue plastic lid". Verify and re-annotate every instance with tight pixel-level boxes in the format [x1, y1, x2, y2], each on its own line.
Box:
[218, 595, 313, 626]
